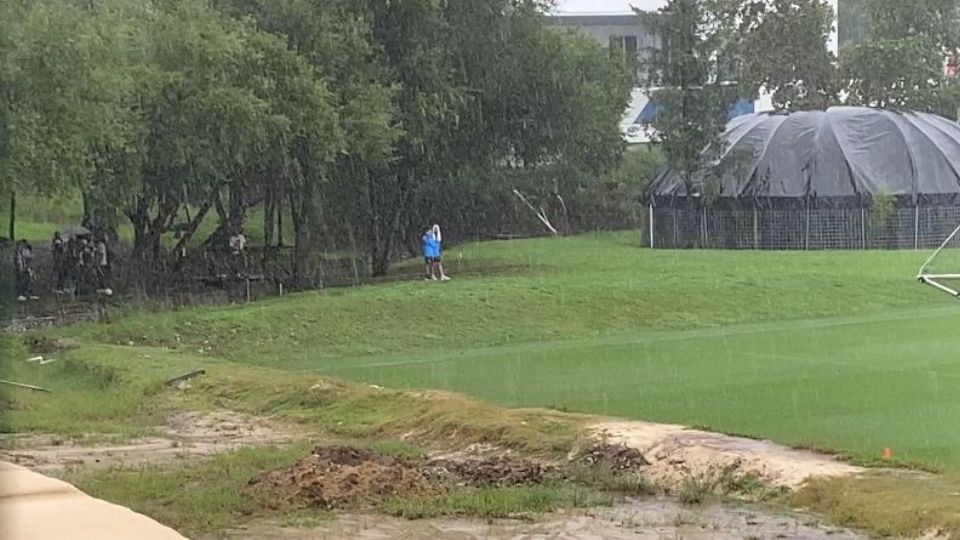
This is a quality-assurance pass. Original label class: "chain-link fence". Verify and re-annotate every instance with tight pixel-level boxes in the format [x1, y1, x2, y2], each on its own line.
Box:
[644, 200, 960, 250]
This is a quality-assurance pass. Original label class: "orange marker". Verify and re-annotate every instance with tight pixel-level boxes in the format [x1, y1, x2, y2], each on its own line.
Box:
[881, 448, 893, 461]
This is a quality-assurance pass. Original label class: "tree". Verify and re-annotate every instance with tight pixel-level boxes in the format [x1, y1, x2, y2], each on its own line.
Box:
[839, 0, 870, 50]
[739, 0, 839, 110]
[842, 0, 960, 115]
[0, 0, 131, 239]
[2, 0, 641, 284]
[215, 0, 401, 279]
[643, 0, 741, 192]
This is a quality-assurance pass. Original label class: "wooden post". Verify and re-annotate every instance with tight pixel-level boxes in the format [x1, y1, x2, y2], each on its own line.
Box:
[8, 192, 15, 240]
[701, 205, 708, 247]
[648, 204, 654, 249]
[672, 210, 678, 247]
[915, 204, 920, 250]
[861, 208, 866, 250]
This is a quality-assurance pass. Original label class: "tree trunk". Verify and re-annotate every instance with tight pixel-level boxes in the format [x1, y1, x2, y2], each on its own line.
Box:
[171, 198, 213, 257]
[129, 196, 177, 262]
[8, 192, 15, 240]
[263, 187, 276, 248]
[276, 193, 284, 247]
[82, 191, 93, 230]
[368, 175, 391, 277]
[288, 183, 315, 285]
[202, 183, 260, 250]
[129, 196, 151, 260]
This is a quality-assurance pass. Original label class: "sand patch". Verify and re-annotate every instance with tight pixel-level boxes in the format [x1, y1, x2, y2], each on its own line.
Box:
[590, 420, 862, 490]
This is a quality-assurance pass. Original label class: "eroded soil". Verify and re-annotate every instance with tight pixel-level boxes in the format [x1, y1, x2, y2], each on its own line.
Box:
[209, 498, 866, 540]
[0, 411, 298, 472]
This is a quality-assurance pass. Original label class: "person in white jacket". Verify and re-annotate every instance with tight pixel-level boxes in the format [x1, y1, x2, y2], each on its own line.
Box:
[425, 224, 450, 281]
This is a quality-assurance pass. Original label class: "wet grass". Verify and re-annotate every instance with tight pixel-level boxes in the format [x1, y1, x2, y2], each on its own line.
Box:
[7, 232, 960, 537]
[54, 232, 960, 470]
[0, 342, 170, 439]
[74, 233, 931, 363]
[793, 472, 960, 538]
[1, 342, 580, 455]
[63, 444, 321, 536]
[381, 485, 614, 520]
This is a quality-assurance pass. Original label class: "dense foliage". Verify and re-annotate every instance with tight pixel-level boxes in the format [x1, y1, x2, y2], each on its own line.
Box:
[0, 0, 635, 277]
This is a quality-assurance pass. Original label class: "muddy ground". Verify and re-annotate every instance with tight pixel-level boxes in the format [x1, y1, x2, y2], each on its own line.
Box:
[0, 411, 298, 472]
[209, 499, 866, 540]
[0, 410, 871, 540]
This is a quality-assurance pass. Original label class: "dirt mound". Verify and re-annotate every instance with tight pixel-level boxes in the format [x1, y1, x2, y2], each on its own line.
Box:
[303, 446, 397, 468]
[249, 446, 433, 510]
[427, 456, 551, 487]
[249, 446, 555, 510]
[578, 443, 650, 471]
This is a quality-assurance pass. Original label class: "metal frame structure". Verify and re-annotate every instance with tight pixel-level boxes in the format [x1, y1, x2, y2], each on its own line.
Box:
[918, 222, 960, 297]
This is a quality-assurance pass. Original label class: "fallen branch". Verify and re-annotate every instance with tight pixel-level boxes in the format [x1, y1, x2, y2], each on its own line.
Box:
[164, 369, 206, 387]
[512, 189, 558, 236]
[0, 380, 52, 393]
[555, 193, 570, 235]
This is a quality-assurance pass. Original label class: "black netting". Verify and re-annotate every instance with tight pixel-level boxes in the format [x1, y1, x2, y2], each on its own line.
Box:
[647, 200, 960, 251]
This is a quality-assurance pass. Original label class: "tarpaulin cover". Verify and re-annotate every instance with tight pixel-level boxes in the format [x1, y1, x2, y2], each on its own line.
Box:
[646, 107, 960, 206]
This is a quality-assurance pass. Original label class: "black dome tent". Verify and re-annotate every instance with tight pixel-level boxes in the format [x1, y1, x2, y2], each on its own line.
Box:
[643, 107, 960, 250]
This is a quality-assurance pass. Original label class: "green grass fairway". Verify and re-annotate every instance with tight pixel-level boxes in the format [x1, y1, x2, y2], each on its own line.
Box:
[73, 233, 960, 469]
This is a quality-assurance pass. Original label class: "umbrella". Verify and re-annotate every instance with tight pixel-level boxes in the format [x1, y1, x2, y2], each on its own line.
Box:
[61, 225, 92, 239]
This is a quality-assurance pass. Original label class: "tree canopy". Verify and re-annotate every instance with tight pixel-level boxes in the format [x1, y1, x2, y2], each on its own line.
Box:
[1, 0, 634, 279]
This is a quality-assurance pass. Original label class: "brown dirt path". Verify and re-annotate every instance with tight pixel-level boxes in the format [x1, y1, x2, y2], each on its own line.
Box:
[0, 411, 298, 472]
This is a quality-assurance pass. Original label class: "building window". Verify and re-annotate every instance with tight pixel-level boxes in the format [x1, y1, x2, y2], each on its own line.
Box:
[610, 35, 640, 54]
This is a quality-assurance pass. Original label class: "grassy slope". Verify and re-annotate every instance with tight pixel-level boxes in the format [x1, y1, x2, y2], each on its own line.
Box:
[8, 232, 960, 537]
[69, 233, 960, 469]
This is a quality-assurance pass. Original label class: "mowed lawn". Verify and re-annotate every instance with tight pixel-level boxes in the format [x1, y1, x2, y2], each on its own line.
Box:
[82, 233, 960, 469]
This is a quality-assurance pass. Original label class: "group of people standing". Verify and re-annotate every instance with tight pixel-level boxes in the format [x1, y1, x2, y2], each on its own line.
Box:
[12, 224, 443, 300]
[12, 231, 112, 301]
[51, 231, 112, 297]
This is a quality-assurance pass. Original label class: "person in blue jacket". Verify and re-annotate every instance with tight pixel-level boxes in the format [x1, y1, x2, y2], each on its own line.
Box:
[421, 224, 450, 281]
[421, 228, 437, 280]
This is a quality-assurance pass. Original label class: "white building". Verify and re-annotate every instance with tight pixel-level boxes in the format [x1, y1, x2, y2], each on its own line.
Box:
[548, 0, 839, 144]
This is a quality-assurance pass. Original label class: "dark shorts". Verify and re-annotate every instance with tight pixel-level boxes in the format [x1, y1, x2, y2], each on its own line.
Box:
[424, 256, 441, 264]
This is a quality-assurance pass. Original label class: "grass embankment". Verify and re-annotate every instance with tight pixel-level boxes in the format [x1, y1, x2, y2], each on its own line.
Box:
[6, 232, 960, 537]
[2, 339, 588, 536]
[71, 234, 960, 469]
